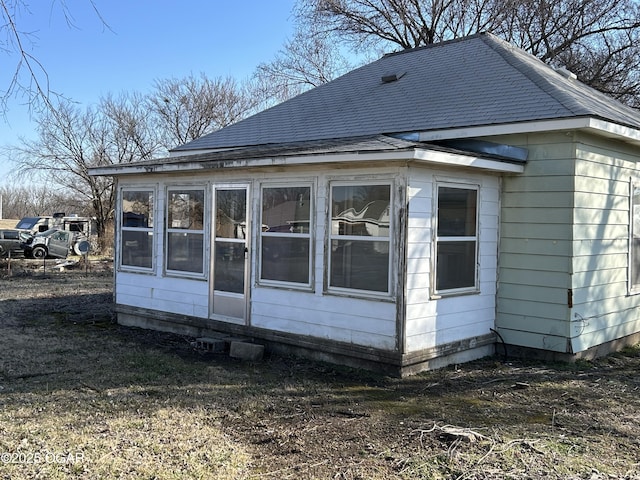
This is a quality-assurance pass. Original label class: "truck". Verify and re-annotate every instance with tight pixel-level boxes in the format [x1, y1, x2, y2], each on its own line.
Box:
[16, 213, 95, 259]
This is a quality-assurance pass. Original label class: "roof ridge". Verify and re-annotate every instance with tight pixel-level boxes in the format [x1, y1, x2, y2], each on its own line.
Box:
[479, 33, 640, 124]
[382, 32, 487, 59]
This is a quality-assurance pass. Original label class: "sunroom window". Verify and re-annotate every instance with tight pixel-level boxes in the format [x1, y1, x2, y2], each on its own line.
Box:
[121, 189, 154, 269]
[329, 183, 391, 294]
[260, 186, 312, 285]
[166, 188, 205, 274]
[435, 184, 478, 293]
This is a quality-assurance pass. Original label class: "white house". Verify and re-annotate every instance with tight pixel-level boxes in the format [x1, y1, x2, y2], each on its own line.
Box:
[91, 33, 640, 375]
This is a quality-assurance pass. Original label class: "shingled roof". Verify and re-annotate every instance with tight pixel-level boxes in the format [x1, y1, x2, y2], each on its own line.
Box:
[173, 32, 640, 153]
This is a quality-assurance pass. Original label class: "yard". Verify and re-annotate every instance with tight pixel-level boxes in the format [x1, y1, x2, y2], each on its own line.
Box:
[0, 262, 639, 479]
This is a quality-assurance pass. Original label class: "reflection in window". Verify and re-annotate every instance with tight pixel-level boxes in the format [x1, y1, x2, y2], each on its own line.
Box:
[329, 184, 391, 293]
[260, 186, 312, 285]
[121, 190, 154, 269]
[435, 185, 478, 292]
[166, 189, 205, 274]
[215, 189, 248, 293]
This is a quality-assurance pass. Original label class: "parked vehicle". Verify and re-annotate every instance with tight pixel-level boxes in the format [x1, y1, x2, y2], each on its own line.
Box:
[15, 216, 53, 235]
[0, 229, 29, 258]
[22, 228, 90, 259]
[17, 213, 93, 234]
[16, 213, 95, 256]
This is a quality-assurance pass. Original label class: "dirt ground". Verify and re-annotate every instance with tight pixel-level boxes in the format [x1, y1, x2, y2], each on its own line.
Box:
[1, 260, 640, 479]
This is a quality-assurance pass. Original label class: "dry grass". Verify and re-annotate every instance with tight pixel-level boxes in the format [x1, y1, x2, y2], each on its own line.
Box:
[1, 267, 640, 479]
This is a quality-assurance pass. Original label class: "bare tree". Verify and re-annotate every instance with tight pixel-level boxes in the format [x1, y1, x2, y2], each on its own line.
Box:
[0, 181, 87, 220]
[300, 0, 640, 106]
[254, 27, 354, 104]
[9, 73, 258, 245]
[12, 100, 121, 239]
[0, 0, 108, 114]
[101, 92, 162, 162]
[147, 74, 258, 152]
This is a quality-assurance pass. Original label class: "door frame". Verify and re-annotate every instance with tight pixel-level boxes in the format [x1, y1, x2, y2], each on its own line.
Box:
[209, 183, 251, 325]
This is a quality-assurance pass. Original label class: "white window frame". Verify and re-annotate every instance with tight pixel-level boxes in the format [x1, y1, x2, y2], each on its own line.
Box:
[629, 179, 640, 294]
[433, 182, 479, 296]
[165, 185, 207, 278]
[259, 183, 314, 289]
[327, 180, 393, 297]
[119, 186, 156, 272]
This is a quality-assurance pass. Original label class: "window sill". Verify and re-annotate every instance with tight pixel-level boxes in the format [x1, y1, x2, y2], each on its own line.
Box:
[164, 271, 208, 281]
[257, 280, 315, 292]
[431, 289, 480, 300]
[324, 288, 395, 303]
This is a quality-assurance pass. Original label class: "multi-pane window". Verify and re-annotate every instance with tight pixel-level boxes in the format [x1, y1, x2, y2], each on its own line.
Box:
[166, 188, 205, 274]
[630, 183, 640, 291]
[121, 189, 154, 269]
[260, 186, 312, 285]
[435, 185, 478, 293]
[329, 184, 391, 294]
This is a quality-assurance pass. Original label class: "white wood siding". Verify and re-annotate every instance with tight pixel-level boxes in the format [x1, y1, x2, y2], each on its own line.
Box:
[404, 166, 500, 352]
[116, 272, 209, 318]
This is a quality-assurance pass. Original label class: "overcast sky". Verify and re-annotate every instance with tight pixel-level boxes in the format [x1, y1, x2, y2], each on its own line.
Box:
[0, 0, 297, 184]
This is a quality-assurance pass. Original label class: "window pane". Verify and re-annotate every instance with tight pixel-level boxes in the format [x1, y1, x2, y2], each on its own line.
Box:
[214, 241, 245, 293]
[632, 186, 640, 287]
[332, 185, 390, 237]
[216, 190, 246, 239]
[436, 241, 476, 290]
[330, 239, 389, 292]
[122, 191, 153, 228]
[261, 236, 310, 283]
[168, 190, 204, 230]
[122, 230, 153, 268]
[262, 187, 311, 233]
[438, 187, 476, 236]
[167, 232, 204, 273]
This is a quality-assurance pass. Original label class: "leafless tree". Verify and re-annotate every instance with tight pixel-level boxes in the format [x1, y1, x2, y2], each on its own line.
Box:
[147, 74, 258, 152]
[8, 73, 259, 245]
[0, 0, 108, 114]
[254, 27, 355, 105]
[12, 100, 122, 239]
[101, 92, 162, 162]
[0, 182, 86, 219]
[300, 0, 640, 106]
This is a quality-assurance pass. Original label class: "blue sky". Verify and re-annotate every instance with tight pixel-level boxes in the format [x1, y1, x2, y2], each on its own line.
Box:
[0, 0, 297, 184]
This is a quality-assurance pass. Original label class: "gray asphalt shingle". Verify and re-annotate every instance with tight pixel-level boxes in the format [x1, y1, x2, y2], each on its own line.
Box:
[173, 33, 640, 152]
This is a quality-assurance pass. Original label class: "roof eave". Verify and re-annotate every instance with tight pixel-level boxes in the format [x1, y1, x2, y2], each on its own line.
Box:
[418, 117, 640, 146]
[89, 147, 523, 177]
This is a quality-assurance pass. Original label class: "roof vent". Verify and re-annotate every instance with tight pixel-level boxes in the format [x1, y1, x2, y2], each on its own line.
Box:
[381, 72, 406, 83]
[555, 67, 577, 80]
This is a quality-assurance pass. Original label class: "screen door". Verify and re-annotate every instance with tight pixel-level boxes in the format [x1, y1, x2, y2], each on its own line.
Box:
[211, 186, 249, 323]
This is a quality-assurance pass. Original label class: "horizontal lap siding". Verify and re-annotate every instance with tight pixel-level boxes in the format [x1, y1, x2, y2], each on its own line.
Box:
[250, 289, 397, 349]
[496, 133, 574, 351]
[496, 131, 640, 354]
[404, 167, 500, 352]
[570, 134, 640, 353]
[116, 272, 209, 318]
